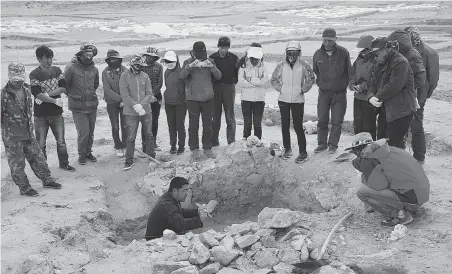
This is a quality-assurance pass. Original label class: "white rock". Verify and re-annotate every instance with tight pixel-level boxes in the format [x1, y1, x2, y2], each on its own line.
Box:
[206, 229, 226, 241]
[225, 223, 251, 236]
[279, 228, 301, 242]
[290, 236, 307, 251]
[257, 207, 302, 229]
[300, 246, 310, 262]
[232, 255, 257, 270]
[189, 241, 210, 265]
[170, 265, 199, 274]
[199, 262, 221, 274]
[200, 232, 220, 248]
[277, 248, 301, 264]
[211, 246, 240, 266]
[253, 249, 279, 268]
[220, 235, 235, 250]
[316, 265, 341, 274]
[255, 229, 276, 237]
[185, 232, 194, 240]
[263, 119, 274, 126]
[163, 229, 178, 240]
[260, 235, 277, 248]
[273, 262, 295, 273]
[250, 242, 263, 251]
[236, 235, 260, 249]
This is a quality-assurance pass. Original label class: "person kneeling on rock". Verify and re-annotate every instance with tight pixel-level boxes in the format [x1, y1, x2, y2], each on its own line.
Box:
[145, 177, 204, 240]
[347, 132, 430, 226]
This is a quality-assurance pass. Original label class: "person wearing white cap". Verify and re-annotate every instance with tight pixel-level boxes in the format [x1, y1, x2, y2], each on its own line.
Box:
[238, 43, 268, 141]
[161, 51, 187, 155]
[271, 41, 315, 163]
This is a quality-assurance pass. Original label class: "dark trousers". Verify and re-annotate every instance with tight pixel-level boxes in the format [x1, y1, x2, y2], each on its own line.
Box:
[212, 83, 236, 145]
[143, 101, 161, 151]
[72, 111, 96, 157]
[278, 101, 307, 154]
[106, 103, 126, 149]
[165, 103, 187, 148]
[4, 139, 54, 193]
[125, 113, 155, 164]
[317, 90, 347, 148]
[353, 98, 377, 140]
[377, 107, 413, 149]
[187, 99, 214, 151]
[34, 114, 69, 166]
[241, 100, 265, 139]
[410, 104, 426, 161]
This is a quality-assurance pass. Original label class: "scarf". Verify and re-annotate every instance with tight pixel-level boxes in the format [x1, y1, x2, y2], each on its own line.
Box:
[405, 26, 421, 49]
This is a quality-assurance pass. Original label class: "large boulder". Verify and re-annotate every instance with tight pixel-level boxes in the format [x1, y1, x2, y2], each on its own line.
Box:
[236, 235, 260, 249]
[211, 246, 241, 266]
[258, 207, 302, 228]
[200, 232, 220, 248]
[189, 242, 210, 265]
[253, 249, 279, 269]
[220, 235, 235, 250]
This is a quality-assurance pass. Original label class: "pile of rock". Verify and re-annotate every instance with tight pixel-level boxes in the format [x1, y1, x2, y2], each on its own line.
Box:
[147, 207, 356, 274]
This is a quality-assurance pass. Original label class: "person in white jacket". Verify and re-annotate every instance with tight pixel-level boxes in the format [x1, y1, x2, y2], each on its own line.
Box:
[239, 43, 268, 140]
[271, 41, 315, 163]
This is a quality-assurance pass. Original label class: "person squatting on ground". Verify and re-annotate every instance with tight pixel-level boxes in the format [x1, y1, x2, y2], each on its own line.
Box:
[119, 54, 157, 171]
[161, 51, 187, 155]
[369, 37, 417, 148]
[1, 63, 62, 197]
[180, 41, 222, 160]
[210, 37, 239, 146]
[271, 41, 315, 163]
[313, 28, 353, 154]
[145, 176, 204, 240]
[347, 132, 430, 226]
[239, 43, 268, 141]
[349, 35, 378, 140]
[30, 46, 75, 172]
[102, 49, 127, 158]
[142, 47, 164, 152]
[404, 26, 440, 164]
[64, 44, 99, 165]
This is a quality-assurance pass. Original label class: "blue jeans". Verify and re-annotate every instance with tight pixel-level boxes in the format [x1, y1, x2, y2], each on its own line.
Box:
[107, 103, 126, 149]
[34, 114, 69, 166]
[317, 89, 347, 148]
[125, 113, 155, 164]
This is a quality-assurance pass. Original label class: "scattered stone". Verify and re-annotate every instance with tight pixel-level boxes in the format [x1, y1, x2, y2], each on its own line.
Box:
[273, 262, 295, 273]
[13, 255, 54, 274]
[170, 265, 199, 274]
[211, 246, 240, 266]
[89, 181, 103, 190]
[246, 250, 257, 258]
[236, 119, 244, 125]
[162, 161, 176, 169]
[149, 163, 157, 172]
[217, 268, 246, 274]
[300, 246, 310, 262]
[164, 229, 178, 240]
[236, 235, 260, 249]
[189, 241, 210, 265]
[200, 232, 220, 248]
[225, 223, 251, 236]
[263, 119, 274, 126]
[314, 265, 341, 274]
[111, 190, 120, 197]
[260, 236, 277, 248]
[220, 235, 235, 250]
[199, 262, 221, 274]
[181, 238, 191, 247]
[258, 207, 302, 228]
[279, 228, 301, 242]
[89, 247, 108, 262]
[186, 232, 194, 240]
[250, 242, 263, 251]
[249, 222, 261, 233]
[278, 248, 301, 264]
[206, 230, 226, 241]
[305, 238, 319, 251]
[254, 249, 279, 268]
[232, 255, 257, 271]
[290, 235, 307, 251]
[39, 243, 52, 254]
[255, 229, 276, 237]
[160, 154, 173, 162]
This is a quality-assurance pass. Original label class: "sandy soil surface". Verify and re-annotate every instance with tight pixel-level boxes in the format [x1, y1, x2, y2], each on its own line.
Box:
[1, 1, 452, 273]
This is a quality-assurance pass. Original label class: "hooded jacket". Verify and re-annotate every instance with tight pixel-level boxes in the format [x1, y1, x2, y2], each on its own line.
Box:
[387, 30, 427, 103]
[416, 41, 440, 101]
[102, 65, 127, 104]
[179, 57, 222, 102]
[119, 69, 153, 116]
[64, 55, 100, 113]
[352, 139, 430, 205]
[239, 58, 269, 102]
[368, 51, 417, 122]
[349, 50, 377, 101]
[163, 56, 186, 105]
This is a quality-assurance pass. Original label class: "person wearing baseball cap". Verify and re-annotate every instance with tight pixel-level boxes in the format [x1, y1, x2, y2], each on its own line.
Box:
[180, 41, 222, 160]
[161, 51, 187, 155]
[64, 43, 100, 165]
[313, 28, 353, 154]
[349, 35, 378, 141]
[209, 36, 240, 146]
[119, 54, 157, 171]
[348, 132, 429, 227]
[142, 47, 164, 153]
[2, 62, 62, 197]
[102, 49, 127, 158]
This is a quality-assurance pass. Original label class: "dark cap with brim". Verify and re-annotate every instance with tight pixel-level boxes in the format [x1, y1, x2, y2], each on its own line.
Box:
[193, 41, 207, 60]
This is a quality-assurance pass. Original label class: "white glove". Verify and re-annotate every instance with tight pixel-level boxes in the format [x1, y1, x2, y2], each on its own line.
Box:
[35, 99, 43, 105]
[415, 98, 420, 110]
[369, 96, 382, 108]
[138, 109, 146, 116]
[54, 98, 63, 108]
[120, 102, 124, 108]
[133, 104, 143, 113]
[149, 96, 157, 103]
[250, 77, 261, 85]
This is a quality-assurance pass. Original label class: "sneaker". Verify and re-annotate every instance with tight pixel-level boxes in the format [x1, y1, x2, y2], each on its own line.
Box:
[170, 146, 177, 154]
[86, 154, 97, 162]
[116, 149, 124, 157]
[295, 152, 308, 163]
[204, 149, 216, 159]
[314, 145, 328, 153]
[43, 181, 62, 189]
[124, 162, 135, 171]
[397, 210, 414, 225]
[78, 155, 87, 165]
[59, 164, 76, 172]
[328, 146, 337, 154]
[417, 159, 425, 165]
[381, 217, 399, 227]
[177, 147, 185, 155]
[279, 148, 293, 160]
[21, 188, 39, 197]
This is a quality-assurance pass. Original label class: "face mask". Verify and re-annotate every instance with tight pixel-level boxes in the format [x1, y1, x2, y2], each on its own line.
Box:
[107, 59, 122, 69]
[131, 65, 143, 74]
[165, 62, 177, 70]
[286, 51, 300, 64]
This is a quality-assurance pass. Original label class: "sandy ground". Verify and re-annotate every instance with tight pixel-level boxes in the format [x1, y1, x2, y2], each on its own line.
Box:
[1, 1, 452, 273]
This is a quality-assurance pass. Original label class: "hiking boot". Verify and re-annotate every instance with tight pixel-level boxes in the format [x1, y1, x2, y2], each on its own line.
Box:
[279, 148, 293, 160]
[78, 155, 87, 165]
[59, 164, 76, 172]
[381, 217, 399, 227]
[177, 147, 185, 155]
[397, 210, 414, 225]
[116, 149, 124, 157]
[43, 181, 62, 189]
[170, 146, 177, 154]
[295, 152, 308, 163]
[204, 149, 216, 159]
[21, 188, 39, 197]
[328, 146, 337, 154]
[314, 145, 328, 153]
[124, 161, 135, 171]
[417, 159, 425, 165]
[86, 154, 97, 162]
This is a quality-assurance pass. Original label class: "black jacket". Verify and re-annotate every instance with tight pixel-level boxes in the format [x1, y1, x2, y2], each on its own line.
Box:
[209, 51, 240, 84]
[145, 192, 203, 240]
[417, 41, 440, 101]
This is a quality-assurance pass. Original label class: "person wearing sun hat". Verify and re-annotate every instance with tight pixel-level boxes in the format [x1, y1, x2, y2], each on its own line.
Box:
[102, 49, 127, 158]
[348, 132, 430, 227]
[64, 43, 100, 165]
[2, 62, 62, 197]
[142, 47, 164, 152]
[119, 54, 157, 171]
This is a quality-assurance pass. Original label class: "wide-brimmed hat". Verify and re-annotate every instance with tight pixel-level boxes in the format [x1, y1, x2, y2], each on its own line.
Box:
[78, 43, 98, 56]
[162, 51, 177, 62]
[8, 62, 27, 82]
[143, 47, 159, 57]
[193, 41, 207, 60]
[129, 54, 148, 66]
[344, 132, 374, 150]
[105, 49, 122, 61]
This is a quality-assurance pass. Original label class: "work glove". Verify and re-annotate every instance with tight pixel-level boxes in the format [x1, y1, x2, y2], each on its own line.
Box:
[415, 98, 420, 110]
[369, 96, 382, 108]
[188, 60, 200, 69]
[149, 96, 157, 104]
[54, 98, 63, 108]
[138, 109, 146, 116]
[35, 98, 43, 105]
[119, 102, 124, 108]
[133, 104, 143, 113]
